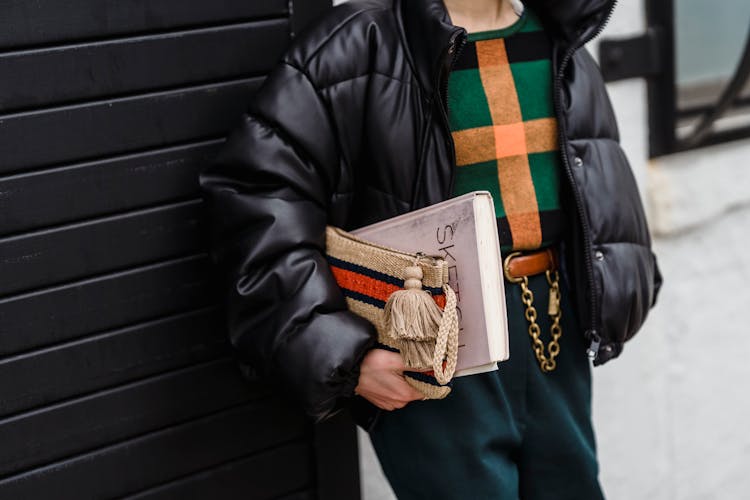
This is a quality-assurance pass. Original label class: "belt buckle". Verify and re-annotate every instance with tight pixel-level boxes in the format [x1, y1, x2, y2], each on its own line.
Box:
[503, 251, 524, 283]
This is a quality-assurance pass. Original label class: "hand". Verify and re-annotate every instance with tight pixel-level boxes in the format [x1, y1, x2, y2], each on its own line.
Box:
[354, 348, 425, 411]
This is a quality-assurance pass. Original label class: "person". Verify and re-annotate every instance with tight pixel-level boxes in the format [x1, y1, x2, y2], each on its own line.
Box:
[200, 0, 662, 498]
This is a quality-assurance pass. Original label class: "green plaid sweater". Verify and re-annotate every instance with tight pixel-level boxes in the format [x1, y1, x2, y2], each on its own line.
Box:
[448, 8, 564, 253]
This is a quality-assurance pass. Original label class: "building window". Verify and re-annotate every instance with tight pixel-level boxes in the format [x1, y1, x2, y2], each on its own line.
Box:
[674, 0, 750, 146]
[600, 0, 750, 157]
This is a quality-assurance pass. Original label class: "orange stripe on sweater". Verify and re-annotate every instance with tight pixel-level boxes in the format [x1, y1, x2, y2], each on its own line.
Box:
[476, 38, 522, 126]
[497, 155, 542, 249]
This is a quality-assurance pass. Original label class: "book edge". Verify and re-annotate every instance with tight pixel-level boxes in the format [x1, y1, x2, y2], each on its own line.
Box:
[352, 191, 492, 234]
[475, 194, 510, 363]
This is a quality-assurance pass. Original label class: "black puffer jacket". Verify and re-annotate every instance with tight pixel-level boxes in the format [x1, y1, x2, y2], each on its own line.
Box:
[200, 0, 662, 422]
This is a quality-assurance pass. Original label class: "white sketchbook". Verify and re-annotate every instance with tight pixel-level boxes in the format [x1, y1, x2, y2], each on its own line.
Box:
[353, 191, 509, 376]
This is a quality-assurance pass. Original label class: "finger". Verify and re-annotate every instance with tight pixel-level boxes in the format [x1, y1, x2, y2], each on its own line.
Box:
[391, 378, 426, 402]
[378, 401, 396, 411]
[363, 393, 390, 408]
[371, 394, 404, 411]
[392, 387, 421, 403]
[365, 392, 409, 411]
[368, 349, 407, 370]
[385, 354, 409, 372]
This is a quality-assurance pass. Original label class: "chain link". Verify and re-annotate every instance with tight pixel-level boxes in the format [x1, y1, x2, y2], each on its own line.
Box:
[517, 270, 563, 373]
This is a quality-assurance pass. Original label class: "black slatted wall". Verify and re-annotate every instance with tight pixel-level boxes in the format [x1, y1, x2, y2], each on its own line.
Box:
[0, 1, 360, 499]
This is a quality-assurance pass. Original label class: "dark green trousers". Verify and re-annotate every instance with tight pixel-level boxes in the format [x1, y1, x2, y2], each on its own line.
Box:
[369, 272, 605, 500]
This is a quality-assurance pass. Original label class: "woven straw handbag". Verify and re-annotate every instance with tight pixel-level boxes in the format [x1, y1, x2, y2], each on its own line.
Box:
[325, 226, 460, 399]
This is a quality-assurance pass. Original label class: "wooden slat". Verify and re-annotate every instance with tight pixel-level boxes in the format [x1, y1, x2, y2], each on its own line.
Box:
[0, 401, 309, 499]
[0, 308, 227, 416]
[0, 140, 221, 237]
[0, 255, 213, 356]
[0, 200, 205, 296]
[0, 78, 261, 176]
[0, 359, 261, 477]
[0, 0, 289, 49]
[124, 441, 312, 500]
[0, 20, 288, 112]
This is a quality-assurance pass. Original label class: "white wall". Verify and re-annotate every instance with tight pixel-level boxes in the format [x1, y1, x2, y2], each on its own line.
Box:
[329, 1, 750, 498]
[591, 2, 750, 499]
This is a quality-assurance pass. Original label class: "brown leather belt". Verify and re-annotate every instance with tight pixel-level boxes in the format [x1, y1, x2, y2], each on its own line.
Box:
[503, 247, 558, 283]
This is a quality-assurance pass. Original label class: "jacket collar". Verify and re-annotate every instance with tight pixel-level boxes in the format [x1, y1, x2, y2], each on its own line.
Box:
[398, 0, 462, 95]
[527, 0, 617, 44]
[398, 0, 616, 93]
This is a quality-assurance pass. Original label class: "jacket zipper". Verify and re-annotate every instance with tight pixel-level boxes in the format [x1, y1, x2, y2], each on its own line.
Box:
[436, 29, 467, 196]
[551, 0, 618, 361]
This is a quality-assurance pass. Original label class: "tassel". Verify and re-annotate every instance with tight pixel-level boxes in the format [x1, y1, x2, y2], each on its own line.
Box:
[384, 264, 444, 370]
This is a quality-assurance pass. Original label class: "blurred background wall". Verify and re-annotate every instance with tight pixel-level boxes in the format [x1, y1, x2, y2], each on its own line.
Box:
[331, 0, 750, 499]
[588, 1, 750, 498]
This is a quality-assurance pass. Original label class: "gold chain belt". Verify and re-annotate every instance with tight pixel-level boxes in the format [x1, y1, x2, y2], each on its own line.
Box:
[503, 248, 562, 373]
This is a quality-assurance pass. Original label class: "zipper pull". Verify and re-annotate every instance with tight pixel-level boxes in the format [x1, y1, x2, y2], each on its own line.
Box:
[585, 330, 601, 361]
[446, 31, 466, 58]
[547, 286, 560, 316]
[546, 271, 561, 317]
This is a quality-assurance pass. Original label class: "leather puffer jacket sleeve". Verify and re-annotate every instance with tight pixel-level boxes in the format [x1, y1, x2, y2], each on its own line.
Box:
[199, 60, 376, 421]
